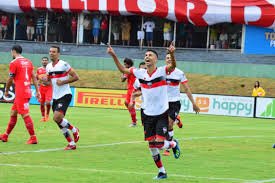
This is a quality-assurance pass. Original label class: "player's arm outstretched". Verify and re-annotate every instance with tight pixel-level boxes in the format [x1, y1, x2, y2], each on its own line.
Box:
[166, 42, 177, 72]
[32, 70, 41, 99]
[182, 83, 200, 114]
[107, 45, 130, 74]
[56, 69, 79, 86]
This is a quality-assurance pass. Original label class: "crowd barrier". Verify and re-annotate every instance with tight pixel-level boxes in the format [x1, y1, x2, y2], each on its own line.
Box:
[0, 83, 274, 119]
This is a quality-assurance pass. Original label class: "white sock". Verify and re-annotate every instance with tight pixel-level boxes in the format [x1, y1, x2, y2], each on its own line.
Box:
[60, 119, 68, 127]
[163, 140, 176, 149]
[159, 167, 166, 173]
[69, 141, 76, 146]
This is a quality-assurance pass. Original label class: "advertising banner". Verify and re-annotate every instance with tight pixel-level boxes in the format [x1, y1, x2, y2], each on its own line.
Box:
[255, 97, 275, 119]
[180, 94, 255, 117]
[30, 85, 75, 106]
[75, 88, 127, 109]
[244, 25, 275, 55]
[0, 83, 15, 103]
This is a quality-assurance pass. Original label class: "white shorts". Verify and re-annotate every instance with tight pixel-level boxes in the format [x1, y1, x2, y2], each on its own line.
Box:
[163, 32, 171, 41]
[137, 31, 144, 40]
[27, 26, 35, 34]
[113, 33, 119, 40]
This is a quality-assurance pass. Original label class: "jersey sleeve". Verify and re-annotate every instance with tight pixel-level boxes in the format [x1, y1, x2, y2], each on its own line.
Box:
[63, 62, 72, 72]
[9, 61, 16, 78]
[180, 71, 188, 84]
[130, 68, 145, 79]
[133, 79, 141, 90]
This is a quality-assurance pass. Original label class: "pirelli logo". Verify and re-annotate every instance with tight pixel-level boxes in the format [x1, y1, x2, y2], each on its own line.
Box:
[75, 88, 126, 109]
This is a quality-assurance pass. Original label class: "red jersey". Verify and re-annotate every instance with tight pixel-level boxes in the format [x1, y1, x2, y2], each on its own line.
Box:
[9, 57, 33, 99]
[124, 67, 136, 91]
[36, 67, 51, 87]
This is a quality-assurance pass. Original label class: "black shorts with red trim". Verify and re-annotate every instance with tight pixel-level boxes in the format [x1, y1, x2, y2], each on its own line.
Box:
[140, 108, 145, 125]
[52, 94, 72, 115]
[168, 101, 181, 121]
[143, 110, 168, 141]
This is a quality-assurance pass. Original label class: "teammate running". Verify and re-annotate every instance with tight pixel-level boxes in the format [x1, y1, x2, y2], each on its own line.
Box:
[163, 52, 200, 156]
[46, 46, 80, 150]
[36, 57, 52, 122]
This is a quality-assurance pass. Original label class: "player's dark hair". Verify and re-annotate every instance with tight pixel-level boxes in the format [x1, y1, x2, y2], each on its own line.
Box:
[146, 49, 158, 58]
[42, 57, 48, 60]
[254, 81, 260, 88]
[51, 45, 60, 53]
[139, 62, 145, 68]
[11, 45, 22, 54]
[124, 58, 134, 67]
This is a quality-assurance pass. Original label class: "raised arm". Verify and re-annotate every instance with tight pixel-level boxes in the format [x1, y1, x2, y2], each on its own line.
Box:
[107, 45, 130, 74]
[166, 43, 176, 72]
[182, 82, 200, 114]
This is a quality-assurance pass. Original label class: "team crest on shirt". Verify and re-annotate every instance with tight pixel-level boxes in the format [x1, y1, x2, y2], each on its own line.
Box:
[58, 103, 63, 108]
[163, 127, 167, 134]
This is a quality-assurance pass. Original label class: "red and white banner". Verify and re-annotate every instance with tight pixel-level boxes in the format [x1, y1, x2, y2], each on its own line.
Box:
[0, 0, 274, 28]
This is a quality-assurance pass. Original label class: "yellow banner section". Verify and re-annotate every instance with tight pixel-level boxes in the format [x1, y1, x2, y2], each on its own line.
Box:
[75, 88, 127, 109]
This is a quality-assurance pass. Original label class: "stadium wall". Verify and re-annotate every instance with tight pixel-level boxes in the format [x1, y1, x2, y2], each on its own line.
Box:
[1, 52, 275, 78]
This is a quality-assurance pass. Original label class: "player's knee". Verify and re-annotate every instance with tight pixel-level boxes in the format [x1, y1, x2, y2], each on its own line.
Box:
[10, 110, 18, 117]
[21, 113, 29, 119]
[53, 115, 62, 123]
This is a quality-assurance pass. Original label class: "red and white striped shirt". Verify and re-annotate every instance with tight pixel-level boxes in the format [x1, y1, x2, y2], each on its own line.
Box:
[46, 60, 71, 99]
[130, 66, 169, 116]
[166, 68, 188, 102]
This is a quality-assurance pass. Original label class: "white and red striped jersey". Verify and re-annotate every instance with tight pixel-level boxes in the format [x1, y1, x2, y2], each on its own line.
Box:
[46, 60, 72, 99]
[130, 66, 169, 116]
[166, 68, 188, 102]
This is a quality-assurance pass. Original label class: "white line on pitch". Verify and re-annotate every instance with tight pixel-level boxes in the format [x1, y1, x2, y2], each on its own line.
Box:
[0, 163, 253, 182]
[247, 178, 275, 183]
[0, 135, 270, 155]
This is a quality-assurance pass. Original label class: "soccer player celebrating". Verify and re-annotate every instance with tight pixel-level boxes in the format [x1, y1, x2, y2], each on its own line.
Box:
[163, 52, 200, 156]
[36, 57, 52, 122]
[46, 46, 80, 150]
[121, 58, 137, 127]
[107, 44, 180, 180]
[0, 45, 40, 144]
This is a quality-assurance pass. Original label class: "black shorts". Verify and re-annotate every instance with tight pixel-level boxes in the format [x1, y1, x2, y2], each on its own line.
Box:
[140, 108, 145, 124]
[52, 94, 72, 115]
[168, 101, 181, 121]
[143, 110, 169, 141]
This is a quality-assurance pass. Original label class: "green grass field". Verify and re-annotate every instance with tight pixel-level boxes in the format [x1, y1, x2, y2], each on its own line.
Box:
[0, 103, 274, 183]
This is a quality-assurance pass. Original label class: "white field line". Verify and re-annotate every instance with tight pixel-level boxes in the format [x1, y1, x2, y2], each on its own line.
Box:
[0, 135, 270, 155]
[0, 163, 254, 182]
[247, 179, 275, 183]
